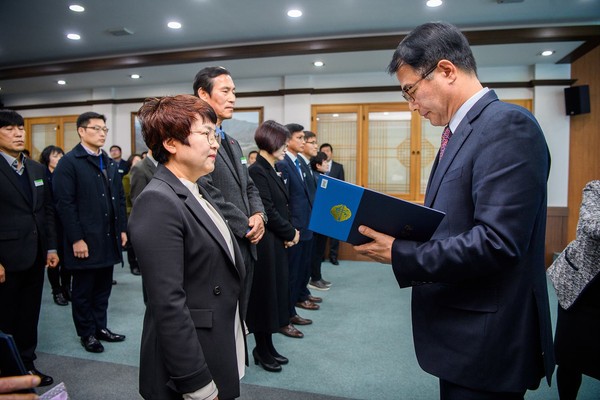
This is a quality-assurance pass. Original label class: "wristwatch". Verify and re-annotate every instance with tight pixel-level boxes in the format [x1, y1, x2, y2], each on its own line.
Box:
[257, 212, 268, 224]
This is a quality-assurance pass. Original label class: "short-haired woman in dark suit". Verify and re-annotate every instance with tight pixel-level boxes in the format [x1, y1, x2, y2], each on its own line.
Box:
[129, 95, 246, 400]
[247, 120, 299, 372]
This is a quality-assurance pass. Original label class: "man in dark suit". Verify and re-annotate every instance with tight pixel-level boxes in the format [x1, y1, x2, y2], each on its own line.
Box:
[130, 149, 158, 204]
[53, 112, 128, 354]
[319, 143, 344, 265]
[194, 66, 266, 316]
[355, 22, 554, 399]
[276, 124, 319, 338]
[109, 145, 129, 177]
[0, 109, 59, 386]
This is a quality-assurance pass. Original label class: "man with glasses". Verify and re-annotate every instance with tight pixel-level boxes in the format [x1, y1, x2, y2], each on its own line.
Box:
[53, 112, 128, 353]
[355, 22, 554, 399]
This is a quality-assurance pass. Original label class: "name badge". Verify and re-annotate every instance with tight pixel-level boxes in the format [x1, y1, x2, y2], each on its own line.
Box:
[240, 157, 247, 165]
[34, 179, 44, 187]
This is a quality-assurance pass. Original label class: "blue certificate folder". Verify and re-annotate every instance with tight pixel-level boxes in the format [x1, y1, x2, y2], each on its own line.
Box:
[308, 176, 445, 245]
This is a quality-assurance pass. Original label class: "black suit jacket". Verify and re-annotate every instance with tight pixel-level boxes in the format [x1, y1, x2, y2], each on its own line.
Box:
[0, 156, 56, 271]
[391, 91, 554, 391]
[129, 165, 245, 400]
[328, 160, 345, 181]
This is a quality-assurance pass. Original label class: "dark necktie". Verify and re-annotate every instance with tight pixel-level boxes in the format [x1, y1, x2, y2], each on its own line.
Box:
[439, 125, 453, 160]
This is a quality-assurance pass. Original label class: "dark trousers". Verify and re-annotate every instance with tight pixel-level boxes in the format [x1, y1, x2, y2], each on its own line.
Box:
[287, 239, 312, 317]
[329, 237, 339, 260]
[47, 264, 71, 295]
[0, 263, 45, 369]
[70, 266, 114, 337]
[236, 238, 255, 319]
[311, 233, 327, 281]
[439, 379, 525, 400]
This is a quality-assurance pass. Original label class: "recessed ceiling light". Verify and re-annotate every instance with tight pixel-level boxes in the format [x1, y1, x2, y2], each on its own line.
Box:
[313, 61, 324, 67]
[332, 114, 339, 117]
[57, 80, 67, 85]
[69, 4, 85, 12]
[287, 9, 302, 18]
[167, 21, 182, 29]
[540, 50, 555, 56]
[426, 0, 443, 7]
[130, 74, 141, 79]
[67, 33, 81, 40]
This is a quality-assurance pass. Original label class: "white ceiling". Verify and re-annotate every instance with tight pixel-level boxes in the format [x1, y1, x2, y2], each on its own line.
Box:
[0, 0, 599, 97]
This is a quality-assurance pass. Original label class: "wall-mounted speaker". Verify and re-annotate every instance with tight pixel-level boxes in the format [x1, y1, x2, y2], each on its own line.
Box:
[564, 85, 590, 116]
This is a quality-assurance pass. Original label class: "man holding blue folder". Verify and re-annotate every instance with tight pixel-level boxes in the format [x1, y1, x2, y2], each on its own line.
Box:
[355, 22, 554, 399]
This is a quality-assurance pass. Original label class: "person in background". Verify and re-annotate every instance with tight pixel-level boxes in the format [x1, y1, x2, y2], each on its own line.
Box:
[355, 22, 554, 398]
[53, 112, 128, 354]
[549, 180, 600, 400]
[308, 151, 332, 292]
[247, 120, 299, 372]
[122, 153, 142, 276]
[194, 66, 266, 317]
[0, 109, 59, 387]
[109, 145, 129, 177]
[129, 94, 245, 400]
[276, 124, 317, 339]
[140, 150, 148, 159]
[39, 145, 71, 306]
[247, 150, 258, 166]
[319, 143, 344, 265]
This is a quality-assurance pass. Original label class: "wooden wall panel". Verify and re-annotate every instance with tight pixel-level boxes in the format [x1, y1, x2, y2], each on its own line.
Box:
[568, 46, 600, 242]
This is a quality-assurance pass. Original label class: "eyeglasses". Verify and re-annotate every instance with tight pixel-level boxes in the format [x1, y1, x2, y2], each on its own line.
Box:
[400, 64, 438, 102]
[306, 140, 318, 145]
[83, 125, 109, 133]
[191, 129, 218, 145]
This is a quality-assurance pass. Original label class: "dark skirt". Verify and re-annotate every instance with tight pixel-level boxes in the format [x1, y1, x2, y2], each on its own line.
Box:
[245, 230, 290, 333]
[554, 274, 600, 379]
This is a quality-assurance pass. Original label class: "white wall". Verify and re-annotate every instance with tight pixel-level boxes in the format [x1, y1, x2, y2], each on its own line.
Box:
[12, 65, 571, 206]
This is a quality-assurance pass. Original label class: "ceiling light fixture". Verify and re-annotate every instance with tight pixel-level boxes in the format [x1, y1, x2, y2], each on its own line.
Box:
[130, 74, 141, 79]
[67, 33, 81, 40]
[313, 61, 324, 67]
[426, 0, 443, 7]
[57, 80, 67, 85]
[69, 4, 85, 12]
[287, 9, 302, 18]
[540, 50, 555, 56]
[167, 21, 182, 29]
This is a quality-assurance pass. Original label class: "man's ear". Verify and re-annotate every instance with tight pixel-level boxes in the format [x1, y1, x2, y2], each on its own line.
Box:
[197, 88, 210, 102]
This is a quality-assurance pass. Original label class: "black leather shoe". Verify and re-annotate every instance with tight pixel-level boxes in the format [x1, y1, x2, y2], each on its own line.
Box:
[53, 292, 68, 306]
[81, 335, 104, 353]
[29, 367, 54, 387]
[96, 328, 126, 342]
[330, 257, 339, 265]
[131, 267, 141, 276]
[252, 348, 281, 372]
[271, 352, 289, 365]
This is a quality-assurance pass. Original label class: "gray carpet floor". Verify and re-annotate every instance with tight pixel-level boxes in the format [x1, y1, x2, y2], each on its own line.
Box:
[34, 259, 600, 399]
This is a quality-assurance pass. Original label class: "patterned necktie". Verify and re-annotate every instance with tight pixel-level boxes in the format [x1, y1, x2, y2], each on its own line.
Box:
[439, 125, 453, 160]
[294, 158, 303, 180]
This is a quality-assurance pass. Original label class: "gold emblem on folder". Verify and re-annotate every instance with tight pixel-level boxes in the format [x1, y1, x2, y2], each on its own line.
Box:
[330, 204, 352, 222]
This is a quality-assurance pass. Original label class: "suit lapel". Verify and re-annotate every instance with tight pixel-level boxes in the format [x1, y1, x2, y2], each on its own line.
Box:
[217, 134, 241, 186]
[0, 156, 27, 203]
[156, 166, 238, 270]
[260, 156, 289, 200]
[424, 91, 498, 208]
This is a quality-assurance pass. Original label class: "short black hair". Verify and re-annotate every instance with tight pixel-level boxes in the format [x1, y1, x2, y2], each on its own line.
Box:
[77, 112, 106, 128]
[320, 143, 333, 152]
[387, 22, 477, 76]
[254, 120, 290, 153]
[39, 145, 65, 167]
[285, 123, 304, 134]
[310, 151, 328, 171]
[304, 131, 316, 141]
[110, 145, 122, 152]
[0, 109, 24, 128]
[193, 66, 231, 97]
